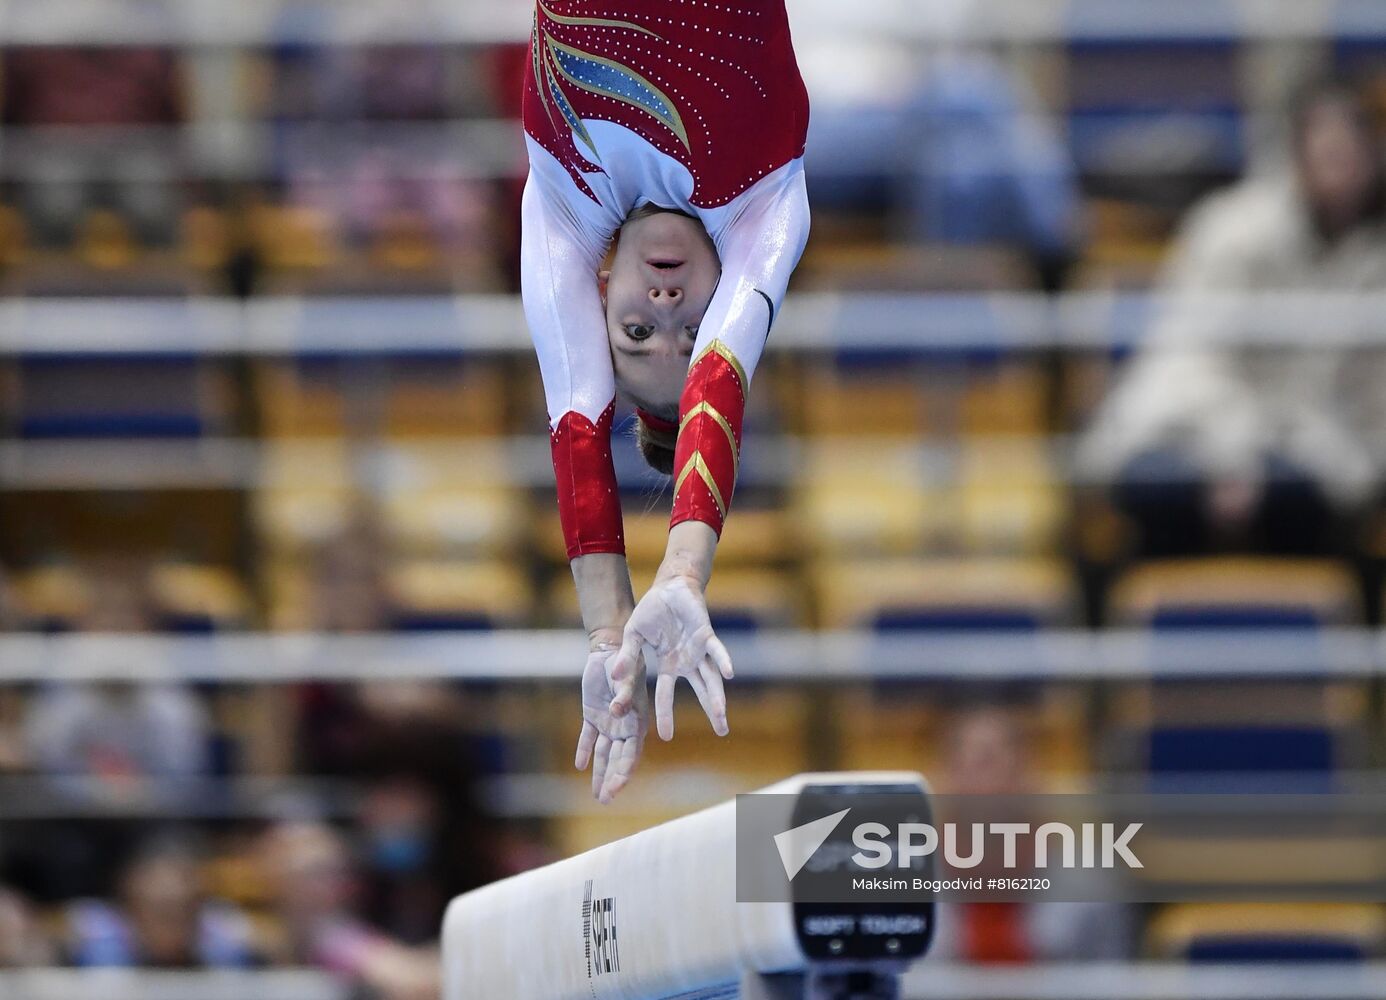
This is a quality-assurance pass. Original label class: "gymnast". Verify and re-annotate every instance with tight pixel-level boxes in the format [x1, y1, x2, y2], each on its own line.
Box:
[520, 0, 810, 801]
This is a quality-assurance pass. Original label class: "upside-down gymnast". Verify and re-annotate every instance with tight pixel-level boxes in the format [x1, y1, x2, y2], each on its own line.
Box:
[522, 0, 810, 801]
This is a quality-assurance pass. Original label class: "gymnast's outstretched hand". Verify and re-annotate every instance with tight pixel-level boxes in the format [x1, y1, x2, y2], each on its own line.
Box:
[614, 573, 734, 743]
[575, 627, 649, 804]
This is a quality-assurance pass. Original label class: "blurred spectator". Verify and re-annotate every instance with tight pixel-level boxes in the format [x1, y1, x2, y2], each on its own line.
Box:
[25, 681, 211, 782]
[24, 560, 211, 782]
[0, 37, 185, 247]
[66, 835, 255, 968]
[260, 820, 440, 1000]
[0, 886, 57, 966]
[307, 507, 389, 633]
[939, 704, 1036, 796]
[929, 705, 1134, 962]
[0, 570, 13, 629]
[267, 1, 495, 259]
[289, 512, 502, 920]
[1077, 80, 1386, 558]
[798, 0, 1083, 289]
[904, 50, 1083, 290]
[359, 775, 449, 944]
[0, 685, 28, 774]
[298, 681, 502, 940]
[16, 559, 212, 901]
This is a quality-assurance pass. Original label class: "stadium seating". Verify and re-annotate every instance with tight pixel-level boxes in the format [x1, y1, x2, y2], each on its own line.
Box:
[793, 439, 948, 556]
[147, 563, 252, 632]
[8, 358, 230, 440]
[955, 436, 1065, 555]
[1148, 903, 1386, 961]
[1108, 559, 1362, 629]
[813, 557, 1077, 631]
[8, 564, 95, 631]
[4, 9, 1386, 991]
[1106, 680, 1370, 794]
[386, 559, 535, 630]
[1102, 560, 1366, 791]
[1064, 0, 1245, 185]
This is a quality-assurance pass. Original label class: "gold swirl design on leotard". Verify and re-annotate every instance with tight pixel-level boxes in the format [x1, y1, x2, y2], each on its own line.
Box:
[532, 2, 690, 157]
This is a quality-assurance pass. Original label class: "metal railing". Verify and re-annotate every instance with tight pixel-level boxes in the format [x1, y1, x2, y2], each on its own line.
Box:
[0, 628, 1380, 684]
[2, 292, 1384, 356]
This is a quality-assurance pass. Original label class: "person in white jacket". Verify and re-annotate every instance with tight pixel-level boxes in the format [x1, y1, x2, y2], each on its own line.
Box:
[1077, 80, 1386, 557]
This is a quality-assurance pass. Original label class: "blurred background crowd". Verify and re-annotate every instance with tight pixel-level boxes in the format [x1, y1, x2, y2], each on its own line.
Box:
[3, 1, 1386, 997]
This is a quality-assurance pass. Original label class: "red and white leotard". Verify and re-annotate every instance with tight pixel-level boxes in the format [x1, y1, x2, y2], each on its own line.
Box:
[521, 0, 811, 559]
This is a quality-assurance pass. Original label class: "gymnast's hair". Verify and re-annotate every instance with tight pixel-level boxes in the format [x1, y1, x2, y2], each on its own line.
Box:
[634, 414, 677, 475]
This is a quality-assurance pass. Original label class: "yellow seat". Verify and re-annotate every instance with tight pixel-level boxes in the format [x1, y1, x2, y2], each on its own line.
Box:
[386, 559, 535, 629]
[795, 242, 1037, 293]
[255, 357, 509, 440]
[376, 441, 527, 557]
[255, 362, 349, 438]
[262, 557, 316, 630]
[76, 209, 138, 270]
[381, 359, 508, 438]
[147, 563, 252, 630]
[0, 204, 29, 268]
[9, 565, 95, 629]
[1109, 558, 1361, 627]
[704, 568, 808, 629]
[255, 487, 355, 555]
[253, 204, 340, 274]
[835, 691, 1092, 789]
[796, 364, 935, 437]
[253, 440, 366, 557]
[180, 205, 232, 272]
[382, 485, 527, 558]
[956, 436, 1064, 555]
[1108, 679, 1369, 733]
[813, 557, 1077, 630]
[646, 688, 813, 784]
[835, 688, 940, 775]
[1147, 902, 1386, 960]
[959, 363, 1050, 437]
[794, 440, 946, 556]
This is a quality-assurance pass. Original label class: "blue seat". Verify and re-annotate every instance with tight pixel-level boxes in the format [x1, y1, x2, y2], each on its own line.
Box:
[1148, 725, 1336, 776]
[1065, 0, 1244, 178]
[14, 358, 213, 439]
[1187, 937, 1366, 962]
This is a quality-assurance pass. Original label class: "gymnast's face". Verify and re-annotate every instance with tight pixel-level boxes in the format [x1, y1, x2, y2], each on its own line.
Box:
[601, 209, 721, 418]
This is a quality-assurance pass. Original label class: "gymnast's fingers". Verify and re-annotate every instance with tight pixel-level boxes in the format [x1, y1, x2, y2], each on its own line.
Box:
[591, 734, 612, 800]
[600, 735, 641, 803]
[575, 719, 598, 771]
[655, 671, 677, 742]
[612, 630, 643, 691]
[609, 652, 638, 718]
[706, 634, 734, 680]
[688, 661, 729, 737]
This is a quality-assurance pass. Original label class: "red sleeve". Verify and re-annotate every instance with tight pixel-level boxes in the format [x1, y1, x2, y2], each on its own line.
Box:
[551, 401, 625, 559]
[669, 341, 747, 537]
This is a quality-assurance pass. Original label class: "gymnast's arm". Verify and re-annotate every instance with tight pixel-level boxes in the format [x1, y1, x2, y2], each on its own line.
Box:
[521, 173, 649, 800]
[619, 165, 811, 738]
[666, 164, 811, 557]
[520, 173, 629, 618]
